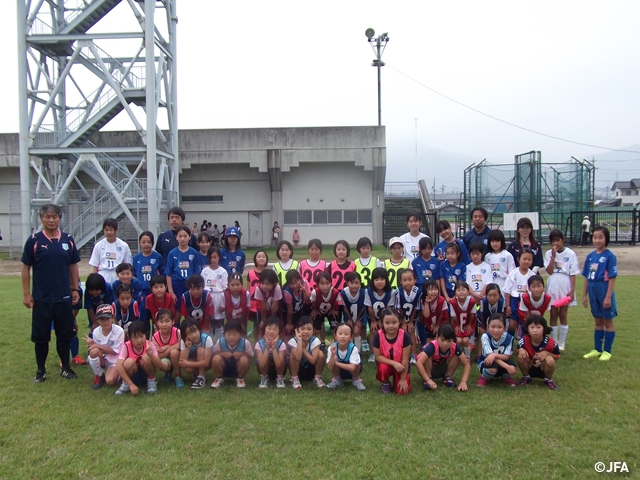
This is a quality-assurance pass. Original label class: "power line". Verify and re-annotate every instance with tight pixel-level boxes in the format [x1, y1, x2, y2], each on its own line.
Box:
[387, 64, 640, 155]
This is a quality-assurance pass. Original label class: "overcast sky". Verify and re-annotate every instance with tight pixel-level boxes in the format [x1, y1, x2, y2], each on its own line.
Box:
[3, 1, 639, 191]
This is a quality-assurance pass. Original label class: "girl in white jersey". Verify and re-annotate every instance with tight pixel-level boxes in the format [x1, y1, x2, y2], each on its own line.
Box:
[503, 249, 535, 337]
[484, 230, 516, 296]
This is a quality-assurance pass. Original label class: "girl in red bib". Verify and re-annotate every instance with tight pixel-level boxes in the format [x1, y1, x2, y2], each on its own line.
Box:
[372, 307, 412, 395]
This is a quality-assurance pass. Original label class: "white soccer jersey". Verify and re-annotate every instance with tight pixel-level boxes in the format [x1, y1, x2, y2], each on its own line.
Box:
[465, 262, 492, 294]
[89, 237, 133, 284]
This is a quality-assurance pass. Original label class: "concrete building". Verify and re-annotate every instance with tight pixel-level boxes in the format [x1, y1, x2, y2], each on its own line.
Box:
[0, 126, 386, 251]
[611, 179, 640, 206]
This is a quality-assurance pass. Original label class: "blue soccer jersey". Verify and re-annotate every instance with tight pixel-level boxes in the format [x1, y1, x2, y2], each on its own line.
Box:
[132, 251, 164, 294]
[364, 288, 396, 320]
[165, 246, 200, 281]
[582, 249, 617, 283]
[435, 239, 470, 265]
[439, 261, 467, 295]
[112, 277, 145, 305]
[395, 285, 422, 322]
[478, 331, 513, 366]
[21, 231, 81, 303]
[411, 256, 441, 288]
[220, 248, 246, 275]
[340, 287, 366, 323]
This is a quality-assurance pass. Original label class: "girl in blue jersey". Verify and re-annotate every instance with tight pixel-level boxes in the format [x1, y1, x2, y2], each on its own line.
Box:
[364, 267, 396, 363]
[195, 232, 212, 274]
[326, 323, 366, 391]
[165, 226, 200, 313]
[411, 237, 440, 290]
[132, 231, 164, 300]
[582, 226, 618, 361]
[340, 271, 366, 353]
[255, 316, 287, 388]
[112, 284, 140, 334]
[439, 243, 466, 304]
[220, 226, 246, 274]
[479, 283, 505, 337]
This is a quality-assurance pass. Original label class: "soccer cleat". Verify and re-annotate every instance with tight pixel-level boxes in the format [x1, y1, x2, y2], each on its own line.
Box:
[544, 378, 559, 389]
[443, 374, 457, 388]
[71, 355, 86, 365]
[368, 353, 376, 363]
[410, 354, 417, 364]
[325, 378, 344, 389]
[313, 377, 325, 388]
[291, 377, 302, 389]
[352, 379, 367, 391]
[174, 376, 185, 388]
[210, 378, 224, 389]
[163, 372, 172, 383]
[276, 377, 285, 389]
[60, 367, 78, 380]
[502, 377, 516, 387]
[518, 376, 532, 387]
[34, 370, 46, 383]
[583, 350, 602, 359]
[258, 377, 269, 389]
[361, 341, 370, 352]
[92, 374, 105, 390]
[599, 351, 612, 362]
[380, 383, 391, 394]
[558, 341, 566, 351]
[190, 376, 205, 389]
[114, 383, 130, 395]
[236, 378, 246, 388]
[476, 377, 488, 387]
[146, 379, 158, 394]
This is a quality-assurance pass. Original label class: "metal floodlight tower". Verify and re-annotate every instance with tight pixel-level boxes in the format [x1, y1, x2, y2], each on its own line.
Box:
[17, 0, 179, 245]
[365, 28, 389, 126]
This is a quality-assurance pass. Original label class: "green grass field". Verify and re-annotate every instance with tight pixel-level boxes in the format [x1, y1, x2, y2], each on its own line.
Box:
[1, 274, 638, 479]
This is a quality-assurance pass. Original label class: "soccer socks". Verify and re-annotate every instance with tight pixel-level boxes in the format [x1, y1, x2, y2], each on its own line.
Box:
[70, 336, 79, 358]
[604, 331, 616, 353]
[550, 326, 559, 341]
[35, 342, 49, 372]
[56, 337, 71, 369]
[354, 336, 362, 352]
[594, 329, 605, 352]
[215, 327, 224, 340]
[463, 346, 471, 358]
[559, 325, 569, 344]
[88, 356, 104, 376]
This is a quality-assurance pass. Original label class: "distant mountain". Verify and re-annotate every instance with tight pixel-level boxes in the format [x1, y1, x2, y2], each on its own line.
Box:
[386, 140, 481, 187]
[586, 144, 640, 161]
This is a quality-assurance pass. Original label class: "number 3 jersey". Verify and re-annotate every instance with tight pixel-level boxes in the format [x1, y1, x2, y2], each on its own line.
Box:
[465, 261, 492, 295]
[395, 286, 421, 322]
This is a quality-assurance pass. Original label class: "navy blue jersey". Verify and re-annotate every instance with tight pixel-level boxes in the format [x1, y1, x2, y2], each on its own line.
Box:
[155, 229, 198, 261]
[220, 248, 246, 275]
[112, 299, 140, 329]
[395, 286, 422, 322]
[84, 283, 114, 311]
[340, 287, 366, 322]
[411, 255, 440, 288]
[165, 246, 200, 281]
[364, 288, 395, 321]
[21, 231, 80, 303]
[132, 251, 164, 294]
[422, 340, 463, 366]
[463, 226, 491, 254]
[507, 241, 544, 269]
[582, 249, 617, 283]
[480, 297, 505, 328]
[281, 284, 305, 314]
[440, 261, 467, 294]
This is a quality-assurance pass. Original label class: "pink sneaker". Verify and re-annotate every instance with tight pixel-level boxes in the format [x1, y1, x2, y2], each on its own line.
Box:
[477, 377, 488, 387]
[502, 377, 516, 387]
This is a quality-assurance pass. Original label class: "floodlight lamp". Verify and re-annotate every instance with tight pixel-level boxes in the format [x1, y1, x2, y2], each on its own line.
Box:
[365, 28, 375, 39]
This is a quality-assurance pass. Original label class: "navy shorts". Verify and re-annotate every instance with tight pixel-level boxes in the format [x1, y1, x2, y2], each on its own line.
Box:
[32, 300, 74, 343]
[588, 282, 617, 319]
[299, 361, 315, 381]
[338, 363, 362, 380]
[222, 358, 239, 378]
[130, 367, 148, 386]
[172, 279, 187, 310]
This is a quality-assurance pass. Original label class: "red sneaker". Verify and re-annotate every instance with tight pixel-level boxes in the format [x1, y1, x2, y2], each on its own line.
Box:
[476, 377, 488, 387]
[502, 377, 516, 387]
[72, 355, 86, 365]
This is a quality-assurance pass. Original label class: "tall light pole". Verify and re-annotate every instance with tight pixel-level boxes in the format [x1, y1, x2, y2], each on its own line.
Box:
[365, 29, 389, 127]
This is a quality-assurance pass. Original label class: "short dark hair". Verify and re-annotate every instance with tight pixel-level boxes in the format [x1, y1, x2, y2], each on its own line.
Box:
[435, 220, 451, 234]
[487, 230, 506, 251]
[285, 269, 302, 284]
[316, 271, 332, 285]
[197, 231, 212, 243]
[527, 274, 544, 288]
[454, 280, 469, 292]
[38, 203, 63, 219]
[155, 308, 173, 323]
[149, 274, 167, 288]
[438, 324, 456, 341]
[398, 268, 416, 282]
[228, 272, 244, 284]
[333, 240, 350, 258]
[471, 207, 488, 221]
[260, 316, 282, 336]
[139, 230, 154, 244]
[115, 284, 132, 298]
[86, 273, 106, 292]
[168, 207, 186, 221]
[175, 225, 192, 237]
[406, 212, 422, 223]
[548, 229, 565, 242]
[422, 279, 439, 295]
[370, 267, 391, 292]
[592, 226, 610, 246]
[102, 218, 118, 230]
[180, 317, 201, 339]
[419, 237, 434, 251]
[186, 274, 204, 289]
[344, 271, 361, 284]
[487, 313, 506, 327]
[307, 238, 323, 252]
[276, 241, 294, 260]
[128, 321, 146, 338]
[116, 262, 133, 274]
[356, 237, 372, 252]
[224, 320, 243, 334]
[468, 242, 485, 255]
[259, 269, 278, 285]
[253, 250, 269, 266]
[524, 314, 552, 336]
[298, 316, 313, 329]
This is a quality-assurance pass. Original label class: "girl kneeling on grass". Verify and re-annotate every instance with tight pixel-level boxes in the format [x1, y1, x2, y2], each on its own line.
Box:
[152, 308, 182, 387]
[415, 324, 470, 392]
[477, 313, 516, 387]
[288, 316, 326, 389]
[373, 307, 411, 395]
[255, 316, 287, 389]
[85, 303, 124, 390]
[326, 323, 366, 391]
[517, 315, 560, 389]
[114, 321, 162, 396]
[178, 317, 213, 389]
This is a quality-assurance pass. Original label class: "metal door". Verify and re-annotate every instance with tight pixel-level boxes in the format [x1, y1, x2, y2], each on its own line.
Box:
[248, 212, 262, 247]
